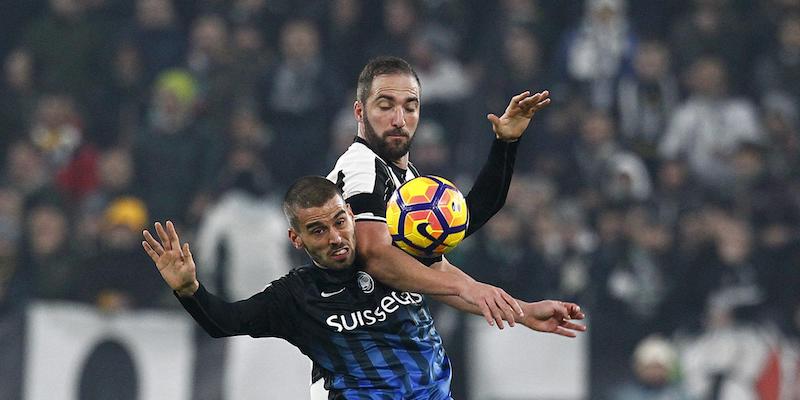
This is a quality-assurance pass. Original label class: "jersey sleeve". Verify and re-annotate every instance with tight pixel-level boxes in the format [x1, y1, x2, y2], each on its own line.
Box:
[176, 277, 298, 340]
[328, 156, 393, 222]
[465, 139, 519, 237]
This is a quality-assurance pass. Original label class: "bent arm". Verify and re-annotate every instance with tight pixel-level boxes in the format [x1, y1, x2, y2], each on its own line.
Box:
[465, 139, 519, 237]
[356, 221, 467, 295]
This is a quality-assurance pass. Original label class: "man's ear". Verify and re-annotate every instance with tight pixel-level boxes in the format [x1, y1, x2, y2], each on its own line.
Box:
[353, 100, 363, 122]
[287, 228, 304, 249]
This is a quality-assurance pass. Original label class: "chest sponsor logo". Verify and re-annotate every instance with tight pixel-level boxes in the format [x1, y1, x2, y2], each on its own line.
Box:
[325, 291, 424, 332]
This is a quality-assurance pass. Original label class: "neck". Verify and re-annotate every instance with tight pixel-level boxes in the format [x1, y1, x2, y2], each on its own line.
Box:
[393, 156, 408, 170]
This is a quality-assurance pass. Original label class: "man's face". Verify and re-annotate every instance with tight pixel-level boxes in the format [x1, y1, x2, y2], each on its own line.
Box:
[288, 196, 356, 270]
[359, 74, 420, 162]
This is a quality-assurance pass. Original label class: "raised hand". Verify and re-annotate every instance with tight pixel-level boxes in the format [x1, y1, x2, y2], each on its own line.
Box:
[459, 281, 525, 329]
[520, 300, 586, 337]
[142, 221, 199, 297]
[487, 90, 551, 141]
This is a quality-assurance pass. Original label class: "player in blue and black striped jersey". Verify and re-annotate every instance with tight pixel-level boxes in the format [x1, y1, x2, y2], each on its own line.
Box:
[142, 177, 586, 400]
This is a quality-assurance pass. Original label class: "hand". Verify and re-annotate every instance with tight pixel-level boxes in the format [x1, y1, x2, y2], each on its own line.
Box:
[487, 90, 551, 141]
[520, 300, 586, 337]
[458, 281, 525, 329]
[142, 221, 199, 297]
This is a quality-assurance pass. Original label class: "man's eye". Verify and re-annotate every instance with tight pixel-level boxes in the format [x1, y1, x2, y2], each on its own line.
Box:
[336, 218, 346, 226]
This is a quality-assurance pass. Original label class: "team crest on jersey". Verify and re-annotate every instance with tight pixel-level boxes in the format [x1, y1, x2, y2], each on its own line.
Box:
[357, 271, 374, 293]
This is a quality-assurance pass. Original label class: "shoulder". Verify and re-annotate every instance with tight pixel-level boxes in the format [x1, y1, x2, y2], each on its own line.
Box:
[327, 141, 391, 199]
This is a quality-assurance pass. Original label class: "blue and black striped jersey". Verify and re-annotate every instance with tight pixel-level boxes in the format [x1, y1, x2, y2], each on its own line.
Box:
[177, 264, 452, 399]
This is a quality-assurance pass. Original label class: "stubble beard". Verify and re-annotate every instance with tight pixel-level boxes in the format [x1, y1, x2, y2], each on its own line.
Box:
[362, 114, 414, 162]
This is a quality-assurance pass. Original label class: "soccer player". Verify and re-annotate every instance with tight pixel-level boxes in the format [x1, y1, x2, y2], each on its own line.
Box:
[142, 176, 585, 399]
[328, 56, 551, 327]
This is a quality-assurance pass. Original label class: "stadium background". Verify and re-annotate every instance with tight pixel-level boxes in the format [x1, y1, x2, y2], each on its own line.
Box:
[1, 0, 800, 398]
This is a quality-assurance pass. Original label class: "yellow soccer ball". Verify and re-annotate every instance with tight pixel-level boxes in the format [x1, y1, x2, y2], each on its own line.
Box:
[386, 176, 469, 258]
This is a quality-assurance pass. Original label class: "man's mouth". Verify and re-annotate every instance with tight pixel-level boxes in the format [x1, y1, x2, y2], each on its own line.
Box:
[330, 247, 349, 260]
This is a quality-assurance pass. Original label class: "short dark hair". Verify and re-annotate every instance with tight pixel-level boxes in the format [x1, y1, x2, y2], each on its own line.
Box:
[282, 176, 343, 229]
[356, 56, 421, 103]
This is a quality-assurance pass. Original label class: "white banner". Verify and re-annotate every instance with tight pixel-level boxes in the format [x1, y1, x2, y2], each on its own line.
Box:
[467, 315, 589, 400]
[24, 301, 193, 400]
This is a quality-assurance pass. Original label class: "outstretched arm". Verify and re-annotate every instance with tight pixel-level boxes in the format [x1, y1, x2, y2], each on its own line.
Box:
[142, 221, 291, 338]
[466, 91, 550, 236]
[356, 220, 524, 328]
[429, 258, 586, 336]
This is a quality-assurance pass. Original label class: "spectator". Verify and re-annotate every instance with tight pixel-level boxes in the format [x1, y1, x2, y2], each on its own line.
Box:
[21, 200, 80, 301]
[22, 0, 104, 101]
[617, 39, 679, 172]
[607, 335, 691, 400]
[76, 196, 166, 309]
[659, 56, 762, 190]
[0, 48, 37, 162]
[126, 0, 185, 84]
[556, 0, 638, 109]
[259, 18, 341, 186]
[134, 69, 223, 225]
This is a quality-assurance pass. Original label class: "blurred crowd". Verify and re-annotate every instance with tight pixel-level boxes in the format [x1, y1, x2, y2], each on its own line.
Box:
[2, 0, 800, 399]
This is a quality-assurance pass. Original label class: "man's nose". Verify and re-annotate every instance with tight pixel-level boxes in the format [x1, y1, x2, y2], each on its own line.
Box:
[329, 228, 343, 245]
[391, 107, 406, 128]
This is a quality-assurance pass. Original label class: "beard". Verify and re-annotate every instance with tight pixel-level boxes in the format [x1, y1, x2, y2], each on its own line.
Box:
[362, 114, 414, 162]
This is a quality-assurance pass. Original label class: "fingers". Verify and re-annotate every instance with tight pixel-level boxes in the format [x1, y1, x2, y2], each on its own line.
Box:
[155, 222, 171, 250]
[494, 296, 516, 327]
[486, 113, 501, 126]
[564, 302, 585, 320]
[553, 326, 578, 338]
[183, 242, 194, 263]
[142, 230, 164, 256]
[142, 241, 159, 263]
[517, 90, 550, 112]
[503, 292, 524, 317]
[486, 298, 505, 329]
[166, 221, 184, 258]
[479, 301, 494, 327]
[509, 90, 531, 106]
[560, 320, 587, 332]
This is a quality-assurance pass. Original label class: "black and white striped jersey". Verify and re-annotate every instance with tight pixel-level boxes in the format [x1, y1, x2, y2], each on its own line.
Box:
[327, 136, 520, 237]
[327, 137, 420, 223]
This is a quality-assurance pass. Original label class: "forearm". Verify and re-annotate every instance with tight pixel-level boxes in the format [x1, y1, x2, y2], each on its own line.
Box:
[175, 284, 265, 338]
[429, 261, 484, 315]
[465, 139, 519, 236]
[363, 245, 468, 295]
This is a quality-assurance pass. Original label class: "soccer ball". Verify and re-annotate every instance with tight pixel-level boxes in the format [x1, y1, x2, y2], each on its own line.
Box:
[386, 175, 469, 258]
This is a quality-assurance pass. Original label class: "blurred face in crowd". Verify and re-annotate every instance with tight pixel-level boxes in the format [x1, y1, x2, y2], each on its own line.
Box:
[779, 16, 800, 50]
[4, 49, 33, 90]
[50, 0, 83, 20]
[99, 148, 134, 191]
[384, 0, 416, 36]
[28, 205, 68, 257]
[503, 27, 541, 76]
[356, 73, 420, 163]
[580, 110, 614, 147]
[280, 20, 320, 62]
[191, 15, 228, 56]
[288, 195, 356, 270]
[634, 41, 669, 81]
[687, 57, 726, 97]
[136, 0, 175, 28]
